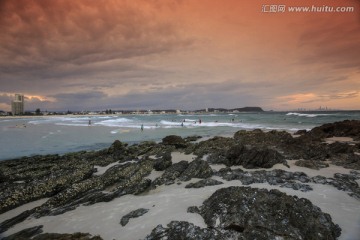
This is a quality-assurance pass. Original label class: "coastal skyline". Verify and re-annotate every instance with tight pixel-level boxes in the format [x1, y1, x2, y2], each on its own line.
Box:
[0, 0, 359, 111]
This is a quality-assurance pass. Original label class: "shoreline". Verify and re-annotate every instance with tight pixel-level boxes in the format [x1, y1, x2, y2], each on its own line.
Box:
[1, 120, 360, 239]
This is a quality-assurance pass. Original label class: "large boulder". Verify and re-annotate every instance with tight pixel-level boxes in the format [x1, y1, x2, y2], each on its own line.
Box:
[162, 135, 187, 148]
[295, 160, 329, 170]
[226, 144, 286, 168]
[234, 129, 294, 147]
[306, 120, 360, 140]
[144, 221, 239, 240]
[120, 208, 149, 226]
[195, 186, 341, 240]
[153, 151, 172, 171]
[178, 159, 213, 181]
[151, 161, 189, 187]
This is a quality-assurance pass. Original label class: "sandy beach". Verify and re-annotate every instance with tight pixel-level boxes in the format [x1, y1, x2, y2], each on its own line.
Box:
[1, 153, 360, 240]
[1, 120, 360, 240]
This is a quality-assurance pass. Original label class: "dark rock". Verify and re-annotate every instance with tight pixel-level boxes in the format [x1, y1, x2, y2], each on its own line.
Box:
[107, 140, 127, 154]
[153, 151, 172, 171]
[295, 160, 329, 170]
[184, 135, 202, 142]
[292, 142, 330, 160]
[311, 172, 360, 200]
[179, 159, 213, 181]
[234, 129, 294, 147]
[280, 182, 313, 192]
[120, 208, 149, 226]
[312, 175, 329, 184]
[33, 232, 103, 240]
[294, 129, 307, 135]
[331, 153, 360, 170]
[306, 120, 360, 140]
[197, 186, 341, 240]
[144, 221, 240, 240]
[162, 135, 187, 148]
[226, 144, 286, 169]
[185, 179, 223, 188]
[328, 141, 354, 154]
[0, 208, 36, 233]
[151, 161, 189, 187]
[206, 152, 229, 165]
[215, 168, 313, 192]
[187, 206, 200, 214]
[2, 225, 43, 240]
[191, 136, 235, 157]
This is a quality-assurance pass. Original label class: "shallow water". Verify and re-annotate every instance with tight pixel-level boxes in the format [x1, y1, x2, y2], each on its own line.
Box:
[1, 111, 360, 160]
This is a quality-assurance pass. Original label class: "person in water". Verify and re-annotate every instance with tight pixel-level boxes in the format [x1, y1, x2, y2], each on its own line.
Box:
[141, 124, 144, 131]
[88, 120, 91, 126]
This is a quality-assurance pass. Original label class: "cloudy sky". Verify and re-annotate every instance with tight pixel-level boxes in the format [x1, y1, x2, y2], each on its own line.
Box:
[0, 0, 359, 111]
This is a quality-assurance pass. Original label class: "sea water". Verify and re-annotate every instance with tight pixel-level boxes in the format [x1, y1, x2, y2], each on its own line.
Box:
[1, 111, 360, 161]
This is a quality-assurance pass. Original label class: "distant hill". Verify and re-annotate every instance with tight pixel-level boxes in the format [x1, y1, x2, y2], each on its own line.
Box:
[231, 107, 264, 112]
[206, 107, 264, 112]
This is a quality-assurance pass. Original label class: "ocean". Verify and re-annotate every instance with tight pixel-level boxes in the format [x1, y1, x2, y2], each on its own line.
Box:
[1, 111, 360, 161]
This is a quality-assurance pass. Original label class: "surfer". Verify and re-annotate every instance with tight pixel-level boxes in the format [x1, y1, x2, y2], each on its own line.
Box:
[141, 124, 144, 131]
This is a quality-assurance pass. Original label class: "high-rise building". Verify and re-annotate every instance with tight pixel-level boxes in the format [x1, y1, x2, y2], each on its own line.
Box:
[11, 94, 24, 115]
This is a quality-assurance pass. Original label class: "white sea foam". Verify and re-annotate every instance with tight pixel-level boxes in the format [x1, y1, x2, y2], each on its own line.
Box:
[286, 112, 333, 118]
[94, 118, 135, 127]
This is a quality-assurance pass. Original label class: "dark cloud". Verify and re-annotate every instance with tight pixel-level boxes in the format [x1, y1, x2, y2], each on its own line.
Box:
[298, 14, 360, 70]
[0, 94, 13, 104]
[0, 0, 192, 80]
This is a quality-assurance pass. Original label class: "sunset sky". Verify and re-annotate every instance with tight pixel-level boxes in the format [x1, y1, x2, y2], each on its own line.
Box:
[0, 0, 359, 111]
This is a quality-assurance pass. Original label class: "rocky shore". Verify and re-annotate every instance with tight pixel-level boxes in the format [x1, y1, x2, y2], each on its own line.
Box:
[0, 120, 359, 239]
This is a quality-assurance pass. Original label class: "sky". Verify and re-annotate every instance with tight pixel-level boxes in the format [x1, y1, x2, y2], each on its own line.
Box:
[0, 0, 359, 112]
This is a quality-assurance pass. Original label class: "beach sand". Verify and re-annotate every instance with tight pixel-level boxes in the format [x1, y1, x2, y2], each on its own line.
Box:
[1, 151, 359, 240]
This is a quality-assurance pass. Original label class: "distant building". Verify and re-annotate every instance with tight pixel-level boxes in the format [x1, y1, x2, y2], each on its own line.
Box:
[11, 94, 24, 115]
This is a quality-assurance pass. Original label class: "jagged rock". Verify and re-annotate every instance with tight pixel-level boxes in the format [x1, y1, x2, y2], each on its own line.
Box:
[185, 179, 223, 188]
[191, 136, 236, 157]
[215, 168, 312, 192]
[295, 160, 329, 170]
[153, 151, 172, 171]
[312, 175, 329, 184]
[234, 129, 294, 147]
[306, 120, 360, 140]
[152, 161, 189, 187]
[107, 140, 127, 154]
[162, 135, 187, 148]
[32, 232, 103, 240]
[3, 225, 102, 239]
[310, 172, 360, 200]
[197, 186, 341, 240]
[328, 141, 354, 154]
[330, 153, 360, 170]
[184, 135, 202, 142]
[294, 129, 307, 135]
[226, 144, 286, 168]
[288, 141, 329, 160]
[0, 155, 95, 214]
[0, 208, 37, 233]
[2, 225, 43, 240]
[178, 159, 213, 181]
[120, 208, 149, 226]
[144, 221, 240, 240]
[280, 182, 313, 192]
